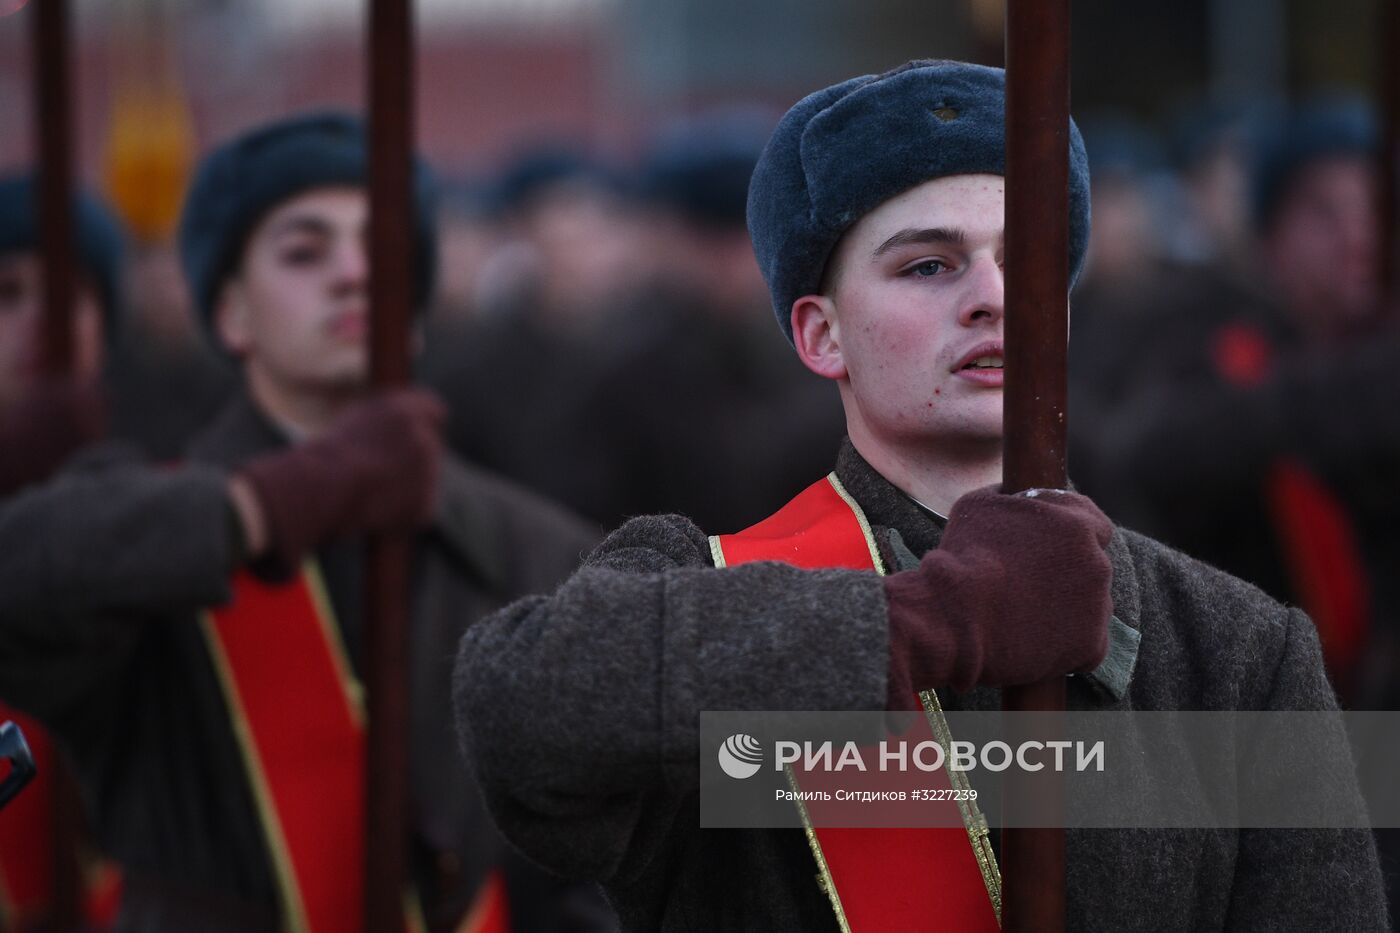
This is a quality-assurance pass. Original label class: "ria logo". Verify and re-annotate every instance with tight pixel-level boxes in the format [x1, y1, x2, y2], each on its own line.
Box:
[718, 733, 764, 779]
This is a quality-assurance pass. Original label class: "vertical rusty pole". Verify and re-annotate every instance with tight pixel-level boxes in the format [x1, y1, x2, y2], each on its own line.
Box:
[1380, 0, 1400, 311]
[33, 0, 75, 376]
[32, 3, 84, 929]
[1002, 0, 1070, 931]
[365, 0, 415, 929]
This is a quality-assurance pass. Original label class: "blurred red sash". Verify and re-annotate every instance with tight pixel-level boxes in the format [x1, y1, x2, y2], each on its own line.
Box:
[203, 565, 506, 933]
[203, 565, 369, 933]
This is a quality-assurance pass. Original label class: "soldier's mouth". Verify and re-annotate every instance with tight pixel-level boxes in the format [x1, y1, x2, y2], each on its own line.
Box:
[951, 341, 1005, 386]
[951, 340, 1005, 373]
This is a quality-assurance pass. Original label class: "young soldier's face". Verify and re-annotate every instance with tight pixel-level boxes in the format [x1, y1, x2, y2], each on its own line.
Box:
[793, 174, 1006, 454]
[1261, 156, 1378, 336]
[215, 187, 371, 395]
[0, 251, 104, 405]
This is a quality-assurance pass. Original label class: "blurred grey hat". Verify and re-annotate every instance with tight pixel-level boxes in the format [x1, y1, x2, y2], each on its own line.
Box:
[178, 111, 438, 347]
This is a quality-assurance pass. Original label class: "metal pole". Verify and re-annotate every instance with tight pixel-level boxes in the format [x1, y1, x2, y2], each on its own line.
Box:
[1380, 0, 1399, 312]
[32, 5, 84, 929]
[364, 0, 415, 929]
[1002, 0, 1070, 930]
[33, 0, 75, 377]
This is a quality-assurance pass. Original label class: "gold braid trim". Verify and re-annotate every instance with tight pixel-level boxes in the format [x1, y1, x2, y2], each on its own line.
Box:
[826, 474, 889, 576]
[920, 689, 1003, 924]
[708, 535, 729, 569]
[302, 561, 365, 727]
[200, 611, 311, 933]
[785, 765, 853, 933]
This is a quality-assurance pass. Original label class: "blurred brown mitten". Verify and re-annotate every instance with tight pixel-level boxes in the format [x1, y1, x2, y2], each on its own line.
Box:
[883, 486, 1114, 708]
[237, 387, 445, 568]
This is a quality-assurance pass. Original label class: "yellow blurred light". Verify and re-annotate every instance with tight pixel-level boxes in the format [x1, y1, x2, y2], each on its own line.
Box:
[104, 89, 195, 243]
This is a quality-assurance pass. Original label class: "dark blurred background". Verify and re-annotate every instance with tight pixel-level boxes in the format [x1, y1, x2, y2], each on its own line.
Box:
[0, 1, 1387, 170]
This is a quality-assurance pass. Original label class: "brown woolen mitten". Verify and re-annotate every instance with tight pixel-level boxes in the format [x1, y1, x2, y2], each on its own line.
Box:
[236, 388, 446, 569]
[883, 486, 1114, 710]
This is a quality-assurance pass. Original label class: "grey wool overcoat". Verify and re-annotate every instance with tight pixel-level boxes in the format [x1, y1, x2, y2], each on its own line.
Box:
[454, 440, 1389, 932]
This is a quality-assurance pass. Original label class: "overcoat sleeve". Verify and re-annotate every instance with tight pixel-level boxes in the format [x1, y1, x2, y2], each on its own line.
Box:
[452, 513, 889, 883]
[0, 448, 236, 720]
[1222, 607, 1388, 931]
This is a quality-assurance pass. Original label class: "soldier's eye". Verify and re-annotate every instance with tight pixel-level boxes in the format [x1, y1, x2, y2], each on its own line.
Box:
[912, 260, 946, 277]
[280, 244, 324, 266]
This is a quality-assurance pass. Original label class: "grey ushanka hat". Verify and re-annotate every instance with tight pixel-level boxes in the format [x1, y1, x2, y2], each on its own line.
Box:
[0, 173, 125, 330]
[747, 59, 1091, 343]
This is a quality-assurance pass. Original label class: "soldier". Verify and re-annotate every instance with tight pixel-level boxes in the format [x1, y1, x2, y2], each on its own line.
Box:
[1092, 99, 1398, 691]
[1092, 97, 1400, 916]
[0, 173, 127, 932]
[453, 61, 1387, 931]
[0, 174, 123, 496]
[557, 112, 848, 532]
[0, 114, 606, 932]
[424, 147, 642, 524]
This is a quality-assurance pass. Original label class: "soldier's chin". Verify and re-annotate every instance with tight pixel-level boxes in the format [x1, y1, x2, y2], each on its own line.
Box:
[315, 357, 371, 394]
[902, 417, 1001, 453]
[957, 400, 1004, 440]
[936, 416, 1003, 450]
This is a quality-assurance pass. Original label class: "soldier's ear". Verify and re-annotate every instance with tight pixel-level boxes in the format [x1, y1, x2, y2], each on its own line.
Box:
[214, 280, 253, 357]
[792, 294, 847, 381]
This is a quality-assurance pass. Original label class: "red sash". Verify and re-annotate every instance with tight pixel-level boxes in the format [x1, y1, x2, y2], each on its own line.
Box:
[711, 475, 1002, 932]
[0, 706, 55, 929]
[457, 870, 509, 933]
[0, 706, 123, 931]
[203, 565, 505, 933]
[1264, 460, 1370, 688]
[202, 565, 369, 933]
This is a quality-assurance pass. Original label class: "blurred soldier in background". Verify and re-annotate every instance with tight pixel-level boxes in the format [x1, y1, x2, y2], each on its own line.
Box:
[1162, 100, 1263, 273]
[103, 240, 234, 461]
[424, 147, 641, 525]
[1092, 100, 1398, 700]
[0, 115, 607, 933]
[1067, 106, 1273, 511]
[1085, 99, 1400, 915]
[427, 116, 848, 533]
[1067, 115, 1172, 495]
[427, 177, 505, 330]
[476, 146, 642, 326]
[556, 111, 848, 531]
[0, 173, 127, 933]
[0, 175, 122, 497]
